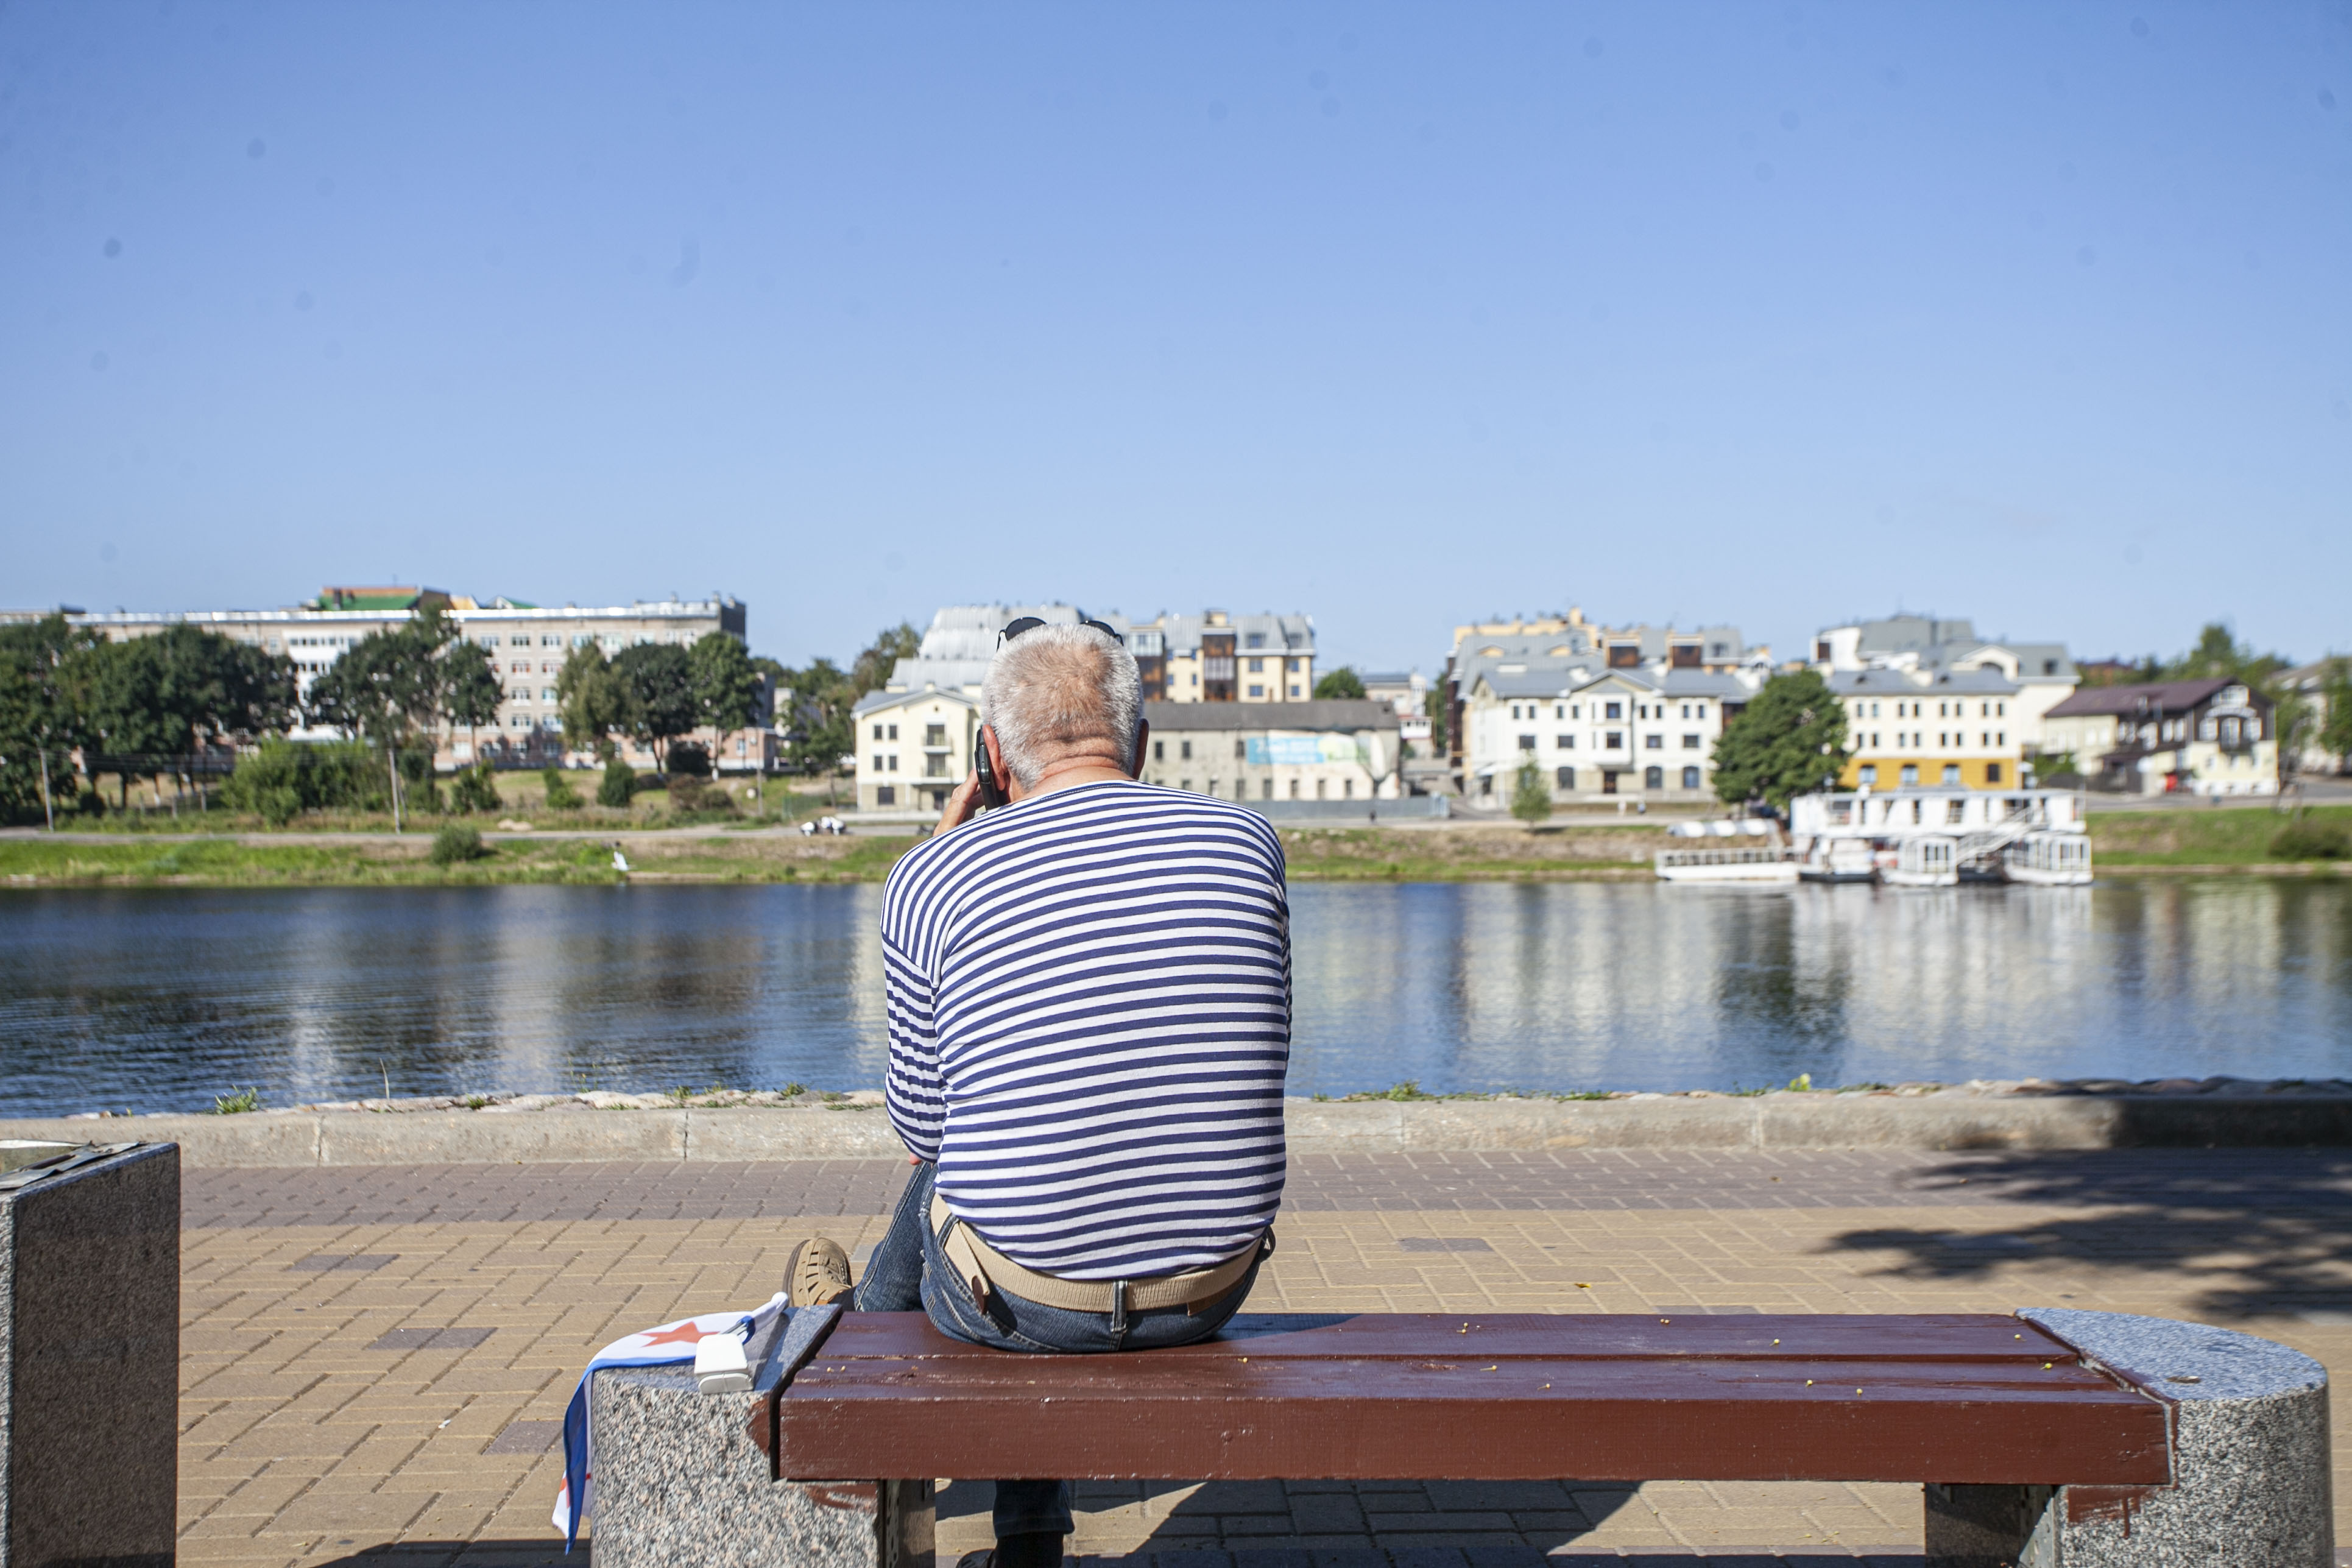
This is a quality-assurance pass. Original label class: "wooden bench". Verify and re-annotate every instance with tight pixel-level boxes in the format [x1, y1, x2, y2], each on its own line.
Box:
[590, 1307, 2331, 1568]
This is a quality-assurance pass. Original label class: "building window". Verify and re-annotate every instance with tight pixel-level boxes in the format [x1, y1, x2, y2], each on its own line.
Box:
[1287, 684, 1301, 697]
[872, 724, 884, 740]
[1518, 734, 1536, 751]
[1556, 765, 1575, 789]
[1181, 779, 1192, 791]
[1681, 766, 1701, 789]
[1316, 778, 1327, 799]
[1986, 763, 2003, 784]
[887, 724, 899, 741]
[1941, 764, 1962, 785]
[1557, 734, 1574, 749]
[1343, 779, 1354, 798]
[871, 754, 884, 772]
[888, 754, 899, 772]
[1246, 632, 1265, 649]
[510, 715, 528, 728]
[1681, 733, 1700, 749]
[877, 786, 895, 806]
[1154, 740, 1165, 760]
[1234, 740, 1247, 760]
[1859, 765, 1877, 785]
[1291, 779, 1302, 799]
[1604, 701, 1622, 719]
[1248, 684, 1264, 698]
[1645, 734, 1663, 749]
[1262, 779, 1274, 799]
[925, 724, 946, 746]
[1643, 766, 1662, 789]
[1248, 658, 1263, 673]
[1605, 730, 1623, 749]
[1900, 764, 1919, 785]
[924, 754, 948, 777]
[1181, 740, 1193, 760]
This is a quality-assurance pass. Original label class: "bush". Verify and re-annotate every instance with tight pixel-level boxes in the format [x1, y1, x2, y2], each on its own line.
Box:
[447, 762, 501, 813]
[2271, 819, 2351, 860]
[598, 758, 635, 808]
[429, 823, 487, 864]
[542, 766, 583, 810]
[221, 737, 390, 818]
[668, 775, 734, 816]
[668, 741, 712, 777]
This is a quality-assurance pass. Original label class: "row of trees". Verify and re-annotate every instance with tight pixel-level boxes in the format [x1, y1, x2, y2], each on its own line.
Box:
[0, 615, 302, 820]
[0, 602, 784, 824]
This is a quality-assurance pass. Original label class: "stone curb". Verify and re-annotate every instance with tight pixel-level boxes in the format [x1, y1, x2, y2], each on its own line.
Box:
[8, 1093, 2352, 1167]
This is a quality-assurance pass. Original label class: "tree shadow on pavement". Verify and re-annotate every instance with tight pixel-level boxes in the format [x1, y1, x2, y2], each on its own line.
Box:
[1823, 1147, 2352, 1320]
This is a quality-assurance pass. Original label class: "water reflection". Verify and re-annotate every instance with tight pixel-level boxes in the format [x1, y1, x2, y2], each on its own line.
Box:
[0, 880, 2347, 1116]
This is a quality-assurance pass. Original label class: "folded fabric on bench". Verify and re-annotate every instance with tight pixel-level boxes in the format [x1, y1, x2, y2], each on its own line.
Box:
[554, 1293, 787, 1547]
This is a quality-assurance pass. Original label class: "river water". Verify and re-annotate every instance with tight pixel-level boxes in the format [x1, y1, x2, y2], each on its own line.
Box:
[2, 880, 2348, 1117]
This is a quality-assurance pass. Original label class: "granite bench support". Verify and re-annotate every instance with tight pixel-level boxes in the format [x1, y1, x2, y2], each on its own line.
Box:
[595, 1306, 2332, 1568]
[0, 1140, 180, 1568]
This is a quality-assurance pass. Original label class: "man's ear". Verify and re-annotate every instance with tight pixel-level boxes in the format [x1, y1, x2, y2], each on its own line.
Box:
[1131, 718, 1151, 780]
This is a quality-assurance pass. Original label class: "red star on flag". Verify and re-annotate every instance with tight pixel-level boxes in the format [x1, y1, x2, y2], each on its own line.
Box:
[637, 1321, 715, 1349]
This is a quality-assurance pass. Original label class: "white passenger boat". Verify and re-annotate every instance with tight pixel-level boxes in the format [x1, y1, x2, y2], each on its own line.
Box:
[1787, 786, 2092, 887]
[1654, 820, 1799, 883]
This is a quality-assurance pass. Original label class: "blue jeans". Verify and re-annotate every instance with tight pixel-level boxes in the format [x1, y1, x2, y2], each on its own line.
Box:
[852, 1161, 1263, 1541]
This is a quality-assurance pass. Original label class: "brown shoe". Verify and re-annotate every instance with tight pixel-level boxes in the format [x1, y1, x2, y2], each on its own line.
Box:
[785, 1237, 852, 1307]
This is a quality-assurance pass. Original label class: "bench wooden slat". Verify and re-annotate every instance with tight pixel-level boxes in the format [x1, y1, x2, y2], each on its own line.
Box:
[813, 1311, 2089, 1365]
[769, 1313, 2171, 1486]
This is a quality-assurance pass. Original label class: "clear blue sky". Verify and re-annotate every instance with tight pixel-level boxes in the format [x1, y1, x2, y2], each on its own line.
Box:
[5, 2, 2348, 675]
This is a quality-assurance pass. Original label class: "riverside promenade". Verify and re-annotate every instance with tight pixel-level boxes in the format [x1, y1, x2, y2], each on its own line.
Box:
[172, 1143, 2352, 1567]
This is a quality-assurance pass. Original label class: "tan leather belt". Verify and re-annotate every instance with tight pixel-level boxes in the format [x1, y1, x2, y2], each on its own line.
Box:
[930, 1193, 1270, 1317]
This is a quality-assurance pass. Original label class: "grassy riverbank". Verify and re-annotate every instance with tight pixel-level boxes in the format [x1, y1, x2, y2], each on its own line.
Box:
[2, 806, 2342, 888]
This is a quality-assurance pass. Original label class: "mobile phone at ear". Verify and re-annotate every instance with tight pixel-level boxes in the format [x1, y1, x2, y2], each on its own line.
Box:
[975, 740, 1009, 809]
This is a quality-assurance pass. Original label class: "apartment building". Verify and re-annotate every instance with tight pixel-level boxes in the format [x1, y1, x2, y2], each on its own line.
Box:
[1829, 666, 2026, 791]
[876, 604, 1316, 705]
[1442, 610, 1767, 793]
[1456, 641, 1760, 808]
[850, 683, 980, 814]
[32, 586, 765, 770]
[1810, 615, 2077, 750]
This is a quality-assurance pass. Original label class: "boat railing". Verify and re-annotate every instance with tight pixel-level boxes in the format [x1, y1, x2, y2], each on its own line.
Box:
[1656, 847, 1793, 869]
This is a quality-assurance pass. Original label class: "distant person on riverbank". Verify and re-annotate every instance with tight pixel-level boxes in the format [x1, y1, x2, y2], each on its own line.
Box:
[786, 620, 1289, 1568]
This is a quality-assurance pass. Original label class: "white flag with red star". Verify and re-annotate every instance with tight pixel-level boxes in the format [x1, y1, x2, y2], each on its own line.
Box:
[553, 1293, 786, 1547]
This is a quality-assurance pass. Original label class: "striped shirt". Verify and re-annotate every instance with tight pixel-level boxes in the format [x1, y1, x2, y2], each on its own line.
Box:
[881, 779, 1290, 1280]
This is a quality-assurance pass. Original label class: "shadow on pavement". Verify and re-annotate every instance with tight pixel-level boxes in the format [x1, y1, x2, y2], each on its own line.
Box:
[1832, 1147, 2352, 1319]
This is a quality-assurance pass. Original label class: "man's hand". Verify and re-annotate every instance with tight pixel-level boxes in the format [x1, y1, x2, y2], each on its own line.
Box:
[932, 769, 984, 836]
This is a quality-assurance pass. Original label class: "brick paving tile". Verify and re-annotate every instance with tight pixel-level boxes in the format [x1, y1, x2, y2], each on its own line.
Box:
[169, 1150, 2352, 1565]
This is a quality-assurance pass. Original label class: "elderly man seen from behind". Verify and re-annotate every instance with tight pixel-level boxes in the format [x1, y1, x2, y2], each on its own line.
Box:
[786, 620, 1291, 1568]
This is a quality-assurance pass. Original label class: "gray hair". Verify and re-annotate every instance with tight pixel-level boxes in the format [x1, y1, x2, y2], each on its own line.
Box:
[981, 623, 1142, 789]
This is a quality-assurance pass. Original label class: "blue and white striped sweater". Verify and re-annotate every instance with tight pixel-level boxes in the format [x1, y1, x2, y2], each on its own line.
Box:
[881, 780, 1290, 1279]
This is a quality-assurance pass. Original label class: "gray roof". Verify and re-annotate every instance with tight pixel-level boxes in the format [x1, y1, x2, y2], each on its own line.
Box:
[1660, 669, 1755, 697]
[1142, 699, 1397, 732]
[852, 683, 978, 717]
[1829, 667, 2019, 696]
[2044, 678, 2253, 718]
[1849, 615, 1978, 654]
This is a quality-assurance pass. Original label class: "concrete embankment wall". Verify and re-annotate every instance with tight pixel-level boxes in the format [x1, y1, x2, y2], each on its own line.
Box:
[5, 1093, 2351, 1166]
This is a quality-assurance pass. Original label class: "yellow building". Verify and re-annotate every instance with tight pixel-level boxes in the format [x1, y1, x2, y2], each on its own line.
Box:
[1829, 668, 2026, 790]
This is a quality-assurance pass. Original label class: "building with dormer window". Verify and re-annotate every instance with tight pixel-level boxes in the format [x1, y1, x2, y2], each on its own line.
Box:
[2040, 679, 2278, 796]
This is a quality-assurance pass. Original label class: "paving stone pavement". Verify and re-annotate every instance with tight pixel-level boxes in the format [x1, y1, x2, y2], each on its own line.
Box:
[174, 1150, 2352, 1568]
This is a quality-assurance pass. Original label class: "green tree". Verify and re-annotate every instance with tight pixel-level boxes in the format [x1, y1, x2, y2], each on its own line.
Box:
[1425, 686, 1448, 754]
[1510, 757, 1552, 825]
[611, 643, 698, 768]
[1711, 669, 1849, 812]
[2160, 622, 2289, 688]
[303, 604, 486, 827]
[71, 624, 297, 808]
[0, 615, 104, 824]
[689, 632, 763, 768]
[849, 622, 921, 697]
[556, 643, 632, 758]
[1313, 666, 1366, 700]
[775, 656, 854, 772]
[2318, 659, 2352, 771]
